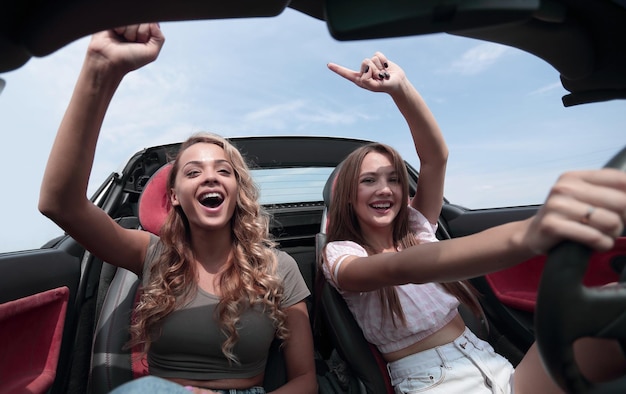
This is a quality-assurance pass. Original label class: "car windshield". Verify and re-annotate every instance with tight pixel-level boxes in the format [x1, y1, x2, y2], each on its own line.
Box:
[252, 167, 333, 205]
[0, 8, 624, 253]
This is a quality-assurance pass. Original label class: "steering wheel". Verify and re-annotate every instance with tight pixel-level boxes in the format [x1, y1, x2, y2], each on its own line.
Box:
[535, 146, 626, 394]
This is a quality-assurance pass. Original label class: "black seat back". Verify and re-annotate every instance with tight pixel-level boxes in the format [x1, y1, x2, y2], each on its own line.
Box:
[316, 163, 394, 393]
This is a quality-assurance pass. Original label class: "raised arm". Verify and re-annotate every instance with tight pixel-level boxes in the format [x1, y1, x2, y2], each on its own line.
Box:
[327, 52, 447, 224]
[38, 23, 165, 275]
[334, 168, 626, 292]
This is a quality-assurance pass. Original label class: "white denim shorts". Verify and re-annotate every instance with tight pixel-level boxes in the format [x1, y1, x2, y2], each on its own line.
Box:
[387, 327, 514, 394]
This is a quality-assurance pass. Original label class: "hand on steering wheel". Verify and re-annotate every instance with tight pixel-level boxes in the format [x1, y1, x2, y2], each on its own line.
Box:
[536, 146, 626, 394]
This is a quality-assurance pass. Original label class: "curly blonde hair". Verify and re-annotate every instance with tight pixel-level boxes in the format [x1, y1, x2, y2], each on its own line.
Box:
[128, 132, 288, 364]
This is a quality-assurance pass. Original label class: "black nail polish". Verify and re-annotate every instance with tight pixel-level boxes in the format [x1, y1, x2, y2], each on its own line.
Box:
[378, 72, 385, 79]
[383, 62, 389, 68]
[363, 66, 369, 73]
[384, 72, 390, 79]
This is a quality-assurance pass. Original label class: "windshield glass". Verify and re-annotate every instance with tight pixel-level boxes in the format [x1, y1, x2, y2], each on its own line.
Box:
[0, 9, 623, 252]
[252, 167, 333, 205]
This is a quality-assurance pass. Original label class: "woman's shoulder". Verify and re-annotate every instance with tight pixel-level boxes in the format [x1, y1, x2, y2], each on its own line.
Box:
[273, 249, 311, 299]
[146, 233, 163, 257]
[325, 240, 367, 260]
[274, 248, 296, 265]
[273, 248, 302, 276]
[141, 233, 163, 278]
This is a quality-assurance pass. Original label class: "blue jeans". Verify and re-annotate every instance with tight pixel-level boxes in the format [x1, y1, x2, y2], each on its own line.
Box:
[110, 376, 266, 394]
[388, 327, 514, 394]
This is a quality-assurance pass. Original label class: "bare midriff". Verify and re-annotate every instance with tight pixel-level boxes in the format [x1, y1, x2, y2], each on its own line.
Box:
[168, 372, 264, 390]
[383, 313, 466, 363]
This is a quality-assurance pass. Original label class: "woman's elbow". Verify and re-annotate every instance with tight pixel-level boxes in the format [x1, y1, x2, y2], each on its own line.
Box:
[38, 192, 59, 219]
[38, 190, 75, 224]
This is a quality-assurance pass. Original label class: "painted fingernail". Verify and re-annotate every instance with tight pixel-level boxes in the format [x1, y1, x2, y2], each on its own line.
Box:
[363, 65, 370, 73]
[384, 72, 390, 79]
[378, 72, 385, 79]
[383, 62, 389, 68]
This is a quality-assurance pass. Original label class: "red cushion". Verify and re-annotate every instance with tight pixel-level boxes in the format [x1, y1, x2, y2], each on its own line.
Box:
[0, 287, 69, 394]
[485, 237, 626, 312]
[138, 163, 173, 236]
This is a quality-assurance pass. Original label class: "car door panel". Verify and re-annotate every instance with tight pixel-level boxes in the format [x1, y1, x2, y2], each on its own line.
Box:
[0, 247, 81, 393]
[0, 286, 69, 393]
[441, 204, 538, 237]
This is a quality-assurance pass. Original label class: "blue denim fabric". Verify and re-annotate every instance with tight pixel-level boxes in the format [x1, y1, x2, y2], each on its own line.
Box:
[110, 376, 192, 393]
[109, 376, 266, 394]
[389, 328, 514, 394]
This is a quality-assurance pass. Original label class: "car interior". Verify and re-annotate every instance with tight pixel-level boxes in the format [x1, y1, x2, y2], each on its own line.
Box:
[80, 136, 380, 393]
[87, 137, 495, 394]
[1, 1, 626, 393]
[4, 135, 622, 394]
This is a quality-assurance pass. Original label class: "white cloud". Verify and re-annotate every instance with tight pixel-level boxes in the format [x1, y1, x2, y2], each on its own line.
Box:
[448, 42, 509, 75]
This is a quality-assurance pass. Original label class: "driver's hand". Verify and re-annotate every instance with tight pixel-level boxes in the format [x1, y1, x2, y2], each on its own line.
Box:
[525, 168, 626, 254]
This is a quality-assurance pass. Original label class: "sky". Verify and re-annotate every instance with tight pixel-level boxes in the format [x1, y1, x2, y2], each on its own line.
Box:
[0, 9, 624, 253]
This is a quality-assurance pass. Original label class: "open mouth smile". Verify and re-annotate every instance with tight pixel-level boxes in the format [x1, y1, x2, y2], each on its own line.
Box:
[199, 192, 224, 208]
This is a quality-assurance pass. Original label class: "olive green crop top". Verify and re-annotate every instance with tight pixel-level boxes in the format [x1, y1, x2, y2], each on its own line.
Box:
[141, 235, 310, 381]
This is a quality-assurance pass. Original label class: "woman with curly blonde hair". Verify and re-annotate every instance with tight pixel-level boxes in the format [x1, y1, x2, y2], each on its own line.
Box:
[39, 23, 316, 394]
[130, 133, 291, 365]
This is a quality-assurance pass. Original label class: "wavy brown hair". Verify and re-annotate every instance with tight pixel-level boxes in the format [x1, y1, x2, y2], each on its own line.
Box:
[324, 143, 483, 327]
[128, 132, 288, 364]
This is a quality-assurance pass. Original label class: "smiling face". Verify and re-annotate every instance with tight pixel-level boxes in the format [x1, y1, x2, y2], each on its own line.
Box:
[170, 142, 239, 234]
[354, 151, 403, 234]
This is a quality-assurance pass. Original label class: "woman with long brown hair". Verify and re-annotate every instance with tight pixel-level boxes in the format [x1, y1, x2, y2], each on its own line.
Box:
[322, 52, 626, 393]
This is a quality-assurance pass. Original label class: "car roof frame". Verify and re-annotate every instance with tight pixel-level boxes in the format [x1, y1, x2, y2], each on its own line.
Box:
[1, 0, 624, 106]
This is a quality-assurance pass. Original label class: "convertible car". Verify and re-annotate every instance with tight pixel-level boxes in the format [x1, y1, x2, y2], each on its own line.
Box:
[1, 1, 625, 393]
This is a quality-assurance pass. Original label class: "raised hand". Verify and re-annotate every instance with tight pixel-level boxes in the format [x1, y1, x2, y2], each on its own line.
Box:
[86, 22, 165, 74]
[327, 51, 407, 94]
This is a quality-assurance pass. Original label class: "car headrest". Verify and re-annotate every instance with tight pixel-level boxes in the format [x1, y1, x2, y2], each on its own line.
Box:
[138, 163, 173, 236]
[322, 163, 343, 210]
